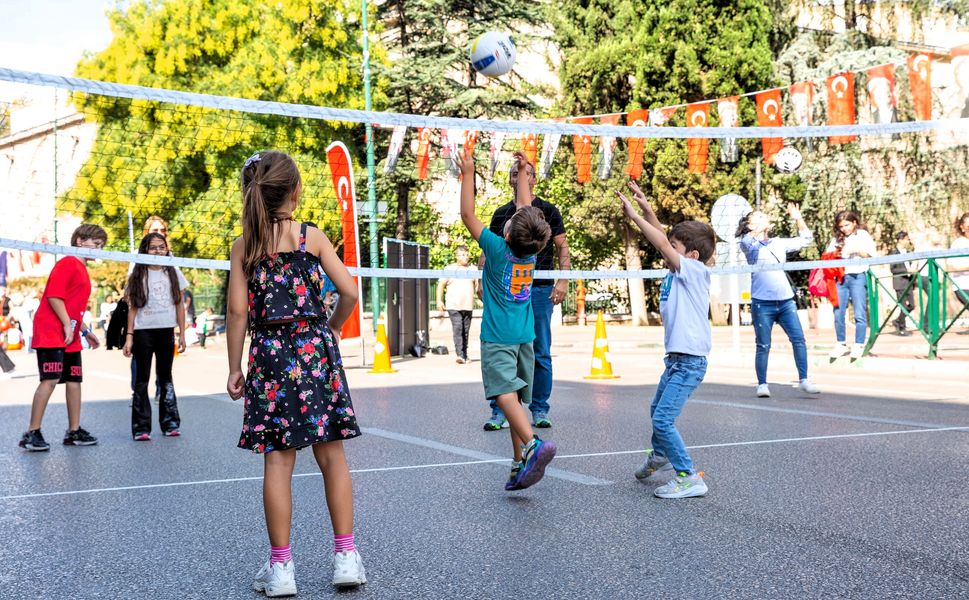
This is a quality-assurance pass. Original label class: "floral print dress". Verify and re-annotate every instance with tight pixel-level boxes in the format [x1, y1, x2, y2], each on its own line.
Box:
[238, 223, 361, 453]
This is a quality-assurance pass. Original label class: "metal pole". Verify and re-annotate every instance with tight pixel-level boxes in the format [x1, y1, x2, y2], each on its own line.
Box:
[128, 210, 135, 251]
[361, 0, 380, 333]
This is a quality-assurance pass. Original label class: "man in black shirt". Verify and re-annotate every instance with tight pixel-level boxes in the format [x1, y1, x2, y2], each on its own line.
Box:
[481, 153, 570, 430]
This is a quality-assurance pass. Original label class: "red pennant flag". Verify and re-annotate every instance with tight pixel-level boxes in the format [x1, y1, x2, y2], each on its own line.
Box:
[597, 114, 621, 179]
[686, 102, 710, 173]
[866, 64, 896, 124]
[826, 72, 857, 144]
[571, 117, 593, 184]
[325, 142, 362, 340]
[649, 107, 677, 126]
[416, 127, 432, 179]
[521, 133, 539, 167]
[716, 96, 739, 163]
[907, 53, 933, 121]
[625, 109, 648, 180]
[463, 130, 478, 154]
[755, 89, 784, 163]
[789, 82, 814, 126]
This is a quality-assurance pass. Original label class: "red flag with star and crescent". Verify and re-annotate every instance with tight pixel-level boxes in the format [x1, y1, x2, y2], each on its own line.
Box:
[755, 89, 783, 163]
[572, 117, 594, 184]
[624, 109, 648, 180]
[907, 53, 933, 121]
[827, 72, 857, 144]
[686, 102, 710, 173]
[416, 127, 432, 179]
[325, 141, 362, 339]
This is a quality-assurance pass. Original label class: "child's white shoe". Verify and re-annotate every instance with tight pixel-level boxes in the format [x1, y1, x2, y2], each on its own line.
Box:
[253, 560, 297, 597]
[333, 550, 367, 587]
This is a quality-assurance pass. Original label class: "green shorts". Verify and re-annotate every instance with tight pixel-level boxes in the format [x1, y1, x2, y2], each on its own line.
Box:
[480, 341, 534, 405]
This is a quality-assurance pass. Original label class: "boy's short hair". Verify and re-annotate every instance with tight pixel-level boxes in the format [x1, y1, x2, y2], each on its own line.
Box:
[71, 224, 108, 247]
[505, 206, 551, 258]
[456, 244, 469, 253]
[669, 221, 715, 264]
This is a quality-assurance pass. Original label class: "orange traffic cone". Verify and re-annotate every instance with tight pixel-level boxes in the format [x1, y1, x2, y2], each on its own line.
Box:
[368, 316, 398, 374]
[584, 311, 619, 379]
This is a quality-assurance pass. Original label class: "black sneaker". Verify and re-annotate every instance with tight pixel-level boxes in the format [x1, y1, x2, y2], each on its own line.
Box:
[19, 429, 50, 452]
[63, 427, 98, 446]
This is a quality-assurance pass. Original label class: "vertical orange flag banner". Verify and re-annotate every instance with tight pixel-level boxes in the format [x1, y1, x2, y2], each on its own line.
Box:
[624, 109, 648, 180]
[597, 114, 621, 180]
[827, 72, 857, 144]
[325, 141, 362, 339]
[755, 89, 784, 163]
[907, 53, 933, 121]
[686, 102, 710, 173]
[416, 127, 431, 179]
[463, 130, 478, 154]
[521, 133, 539, 167]
[866, 64, 897, 124]
[572, 117, 594, 184]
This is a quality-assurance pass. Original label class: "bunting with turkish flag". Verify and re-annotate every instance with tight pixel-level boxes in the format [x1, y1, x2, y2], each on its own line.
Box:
[716, 97, 739, 163]
[649, 106, 677, 126]
[416, 127, 432, 179]
[325, 141, 362, 339]
[686, 102, 710, 173]
[538, 128, 562, 179]
[755, 89, 784, 163]
[597, 114, 620, 179]
[907, 53, 933, 121]
[624, 109, 648, 179]
[521, 133, 539, 167]
[949, 45, 969, 118]
[384, 125, 407, 173]
[866, 64, 897, 124]
[489, 131, 505, 177]
[826, 72, 857, 144]
[789, 82, 814, 126]
[572, 117, 594, 184]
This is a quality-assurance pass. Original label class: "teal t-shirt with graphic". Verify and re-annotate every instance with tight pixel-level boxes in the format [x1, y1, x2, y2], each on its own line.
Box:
[478, 229, 536, 344]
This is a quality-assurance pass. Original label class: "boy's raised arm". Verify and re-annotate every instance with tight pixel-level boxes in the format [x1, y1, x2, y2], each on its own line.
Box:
[459, 149, 484, 241]
[617, 191, 681, 272]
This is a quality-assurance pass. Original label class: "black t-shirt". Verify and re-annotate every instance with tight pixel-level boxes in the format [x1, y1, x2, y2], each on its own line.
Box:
[488, 197, 566, 286]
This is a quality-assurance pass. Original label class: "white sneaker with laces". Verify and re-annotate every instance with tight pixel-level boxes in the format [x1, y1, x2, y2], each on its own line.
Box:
[829, 343, 849, 359]
[333, 550, 367, 588]
[653, 472, 708, 499]
[253, 560, 297, 597]
[850, 345, 864, 360]
[799, 379, 820, 394]
[756, 384, 771, 398]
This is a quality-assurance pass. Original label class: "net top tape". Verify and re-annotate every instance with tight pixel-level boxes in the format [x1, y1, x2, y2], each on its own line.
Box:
[3, 238, 967, 280]
[1, 67, 964, 139]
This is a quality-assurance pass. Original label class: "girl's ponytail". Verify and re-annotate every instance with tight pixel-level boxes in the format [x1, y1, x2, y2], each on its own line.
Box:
[240, 151, 302, 278]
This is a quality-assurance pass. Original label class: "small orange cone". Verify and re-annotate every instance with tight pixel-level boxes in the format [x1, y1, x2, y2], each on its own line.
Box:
[368, 316, 398, 374]
[584, 311, 619, 379]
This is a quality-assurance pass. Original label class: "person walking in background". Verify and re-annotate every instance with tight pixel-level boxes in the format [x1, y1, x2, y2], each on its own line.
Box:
[889, 231, 916, 336]
[481, 152, 570, 430]
[949, 212, 969, 333]
[737, 204, 821, 397]
[826, 210, 877, 360]
[226, 151, 366, 593]
[123, 233, 188, 441]
[19, 224, 107, 452]
[436, 244, 477, 364]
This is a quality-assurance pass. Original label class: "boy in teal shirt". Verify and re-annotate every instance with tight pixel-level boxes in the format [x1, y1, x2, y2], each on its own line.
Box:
[459, 148, 557, 490]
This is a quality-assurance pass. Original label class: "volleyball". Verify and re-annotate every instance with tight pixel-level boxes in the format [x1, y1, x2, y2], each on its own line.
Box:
[774, 146, 803, 174]
[470, 31, 517, 77]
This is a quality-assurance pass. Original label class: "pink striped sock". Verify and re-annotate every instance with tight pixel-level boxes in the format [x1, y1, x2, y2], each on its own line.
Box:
[270, 545, 292, 566]
[334, 533, 355, 554]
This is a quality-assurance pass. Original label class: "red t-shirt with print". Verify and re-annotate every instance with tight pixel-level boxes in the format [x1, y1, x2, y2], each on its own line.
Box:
[31, 256, 91, 351]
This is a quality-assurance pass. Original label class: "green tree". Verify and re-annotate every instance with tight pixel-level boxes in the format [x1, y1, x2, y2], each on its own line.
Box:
[65, 0, 367, 260]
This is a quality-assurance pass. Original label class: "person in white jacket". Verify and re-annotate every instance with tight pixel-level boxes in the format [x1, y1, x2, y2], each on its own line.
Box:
[826, 210, 877, 359]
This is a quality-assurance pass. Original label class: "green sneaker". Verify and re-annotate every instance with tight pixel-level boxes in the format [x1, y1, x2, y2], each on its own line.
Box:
[532, 412, 552, 428]
[483, 412, 508, 431]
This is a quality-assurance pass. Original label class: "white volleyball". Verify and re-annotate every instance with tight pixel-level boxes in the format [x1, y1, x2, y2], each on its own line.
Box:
[470, 31, 517, 78]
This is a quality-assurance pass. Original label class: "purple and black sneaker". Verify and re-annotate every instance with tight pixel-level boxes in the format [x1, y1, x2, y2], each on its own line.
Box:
[516, 437, 557, 489]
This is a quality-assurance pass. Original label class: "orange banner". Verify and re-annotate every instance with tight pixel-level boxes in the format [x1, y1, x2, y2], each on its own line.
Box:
[686, 102, 710, 173]
[572, 117, 594, 184]
[866, 64, 896, 124]
[521, 133, 539, 167]
[624, 109, 648, 180]
[789, 82, 814, 126]
[907, 53, 933, 121]
[416, 127, 431, 179]
[325, 142, 361, 340]
[826, 72, 857, 144]
[755, 89, 784, 163]
[463, 130, 478, 154]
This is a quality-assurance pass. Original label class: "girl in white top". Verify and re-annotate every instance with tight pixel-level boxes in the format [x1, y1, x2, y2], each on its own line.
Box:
[826, 210, 877, 359]
[949, 213, 969, 332]
[123, 233, 188, 440]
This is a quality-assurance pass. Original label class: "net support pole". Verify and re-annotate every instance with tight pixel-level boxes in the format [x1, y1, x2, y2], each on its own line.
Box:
[361, 0, 380, 342]
[127, 211, 135, 252]
[729, 241, 740, 353]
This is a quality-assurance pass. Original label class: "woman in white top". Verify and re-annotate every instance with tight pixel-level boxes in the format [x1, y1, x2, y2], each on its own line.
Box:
[949, 211, 969, 316]
[737, 204, 820, 397]
[436, 245, 477, 363]
[123, 233, 188, 440]
[826, 210, 877, 359]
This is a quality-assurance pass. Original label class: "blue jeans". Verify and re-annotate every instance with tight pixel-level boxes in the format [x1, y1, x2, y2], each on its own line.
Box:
[650, 353, 706, 475]
[490, 284, 554, 418]
[752, 297, 808, 384]
[834, 273, 868, 344]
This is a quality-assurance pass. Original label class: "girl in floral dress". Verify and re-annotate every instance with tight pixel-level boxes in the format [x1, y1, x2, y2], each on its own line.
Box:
[225, 151, 366, 595]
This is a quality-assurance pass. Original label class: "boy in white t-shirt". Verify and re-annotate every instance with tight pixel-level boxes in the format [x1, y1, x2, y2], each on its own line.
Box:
[618, 188, 716, 499]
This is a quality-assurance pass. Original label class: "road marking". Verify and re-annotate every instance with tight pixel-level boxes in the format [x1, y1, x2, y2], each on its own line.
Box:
[4, 426, 966, 502]
[689, 398, 961, 429]
[704, 373, 962, 401]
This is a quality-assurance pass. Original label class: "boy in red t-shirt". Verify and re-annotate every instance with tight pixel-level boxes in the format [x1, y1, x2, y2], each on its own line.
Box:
[20, 224, 108, 452]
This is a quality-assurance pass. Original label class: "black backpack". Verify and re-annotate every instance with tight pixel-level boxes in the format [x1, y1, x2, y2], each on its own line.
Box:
[106, 299, 129, 350]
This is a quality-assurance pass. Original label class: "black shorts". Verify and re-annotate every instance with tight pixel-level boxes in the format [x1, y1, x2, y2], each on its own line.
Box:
[36, 348, 83, 383]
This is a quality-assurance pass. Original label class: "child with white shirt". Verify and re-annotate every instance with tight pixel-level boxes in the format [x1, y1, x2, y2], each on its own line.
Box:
[826, 210, 877, 360]
[618, 186, 715, 499]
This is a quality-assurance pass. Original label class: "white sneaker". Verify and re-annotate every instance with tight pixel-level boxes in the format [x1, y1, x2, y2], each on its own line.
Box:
[850, 345, 864, 360]
[653, 472, 708, 499]
[799, 379, 820, 394]
[756, 384, 771, 398]
[333, 550, 367, 588]
[253, 560, 297, 597]
[828, 343, 849, 360]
